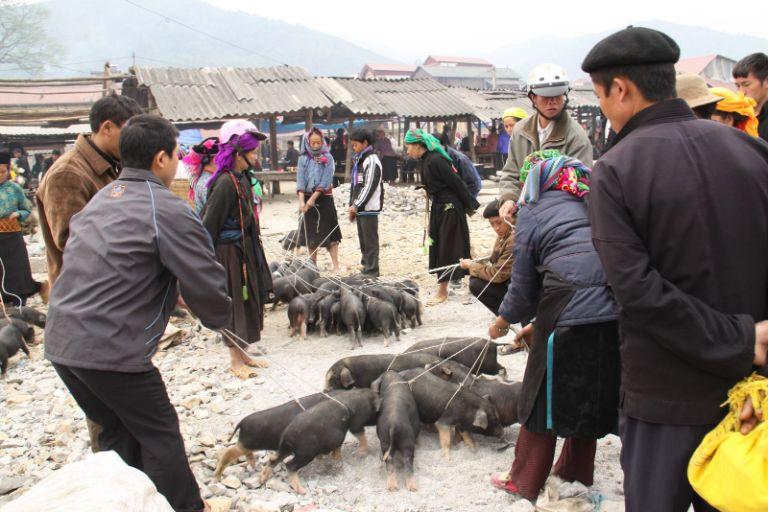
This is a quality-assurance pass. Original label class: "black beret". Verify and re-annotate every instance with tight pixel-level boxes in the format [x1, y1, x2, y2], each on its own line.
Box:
[581, 26, 680, 73]
[0, 151, 10, 166]
[483, 199, 501, 219]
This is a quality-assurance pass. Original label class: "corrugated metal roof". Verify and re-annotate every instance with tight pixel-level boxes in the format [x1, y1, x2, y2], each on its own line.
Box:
[424, 55, 493, 67]
[476, 91, 534, 118]
[0, 123, 90, 136]
[416, 66, 521, 80]
[567, 88, 599, 107]
[133, 66, 332, 122]
[319, 78, 476, 120]
[315, 77, 393, 116]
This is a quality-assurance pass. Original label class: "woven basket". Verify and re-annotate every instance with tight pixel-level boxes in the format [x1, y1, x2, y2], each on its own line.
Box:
[170, 179, 193, 207]
[0, 216, 21, 233]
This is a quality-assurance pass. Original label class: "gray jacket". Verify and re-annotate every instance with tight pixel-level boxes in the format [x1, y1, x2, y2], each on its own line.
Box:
[45, 168, 231, 373]
[499, 112, 593, 201]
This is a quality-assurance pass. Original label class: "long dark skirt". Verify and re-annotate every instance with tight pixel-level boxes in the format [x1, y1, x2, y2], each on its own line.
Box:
[297, 194, 342, 249]
[428, 202, 471, 283]
[0, 231, 39, 306]
[525, 321, 620, 439]
[381, 156, 398, 182]
[215, 239, 265, 348]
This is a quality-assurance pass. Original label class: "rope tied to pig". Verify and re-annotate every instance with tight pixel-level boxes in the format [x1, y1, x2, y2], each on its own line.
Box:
[221, 328, 352, 419]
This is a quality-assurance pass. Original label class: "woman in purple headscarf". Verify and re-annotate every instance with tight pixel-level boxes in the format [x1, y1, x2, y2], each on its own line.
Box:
[183, 136, 219, 215]
[202, 120, 273, 380]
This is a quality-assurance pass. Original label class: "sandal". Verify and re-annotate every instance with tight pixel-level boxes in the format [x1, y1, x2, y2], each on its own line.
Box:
[490, 471, 525, 498]
[426, 295, 448, 307]
[229, 366, 259, 380]
[244, 357, 269, 368]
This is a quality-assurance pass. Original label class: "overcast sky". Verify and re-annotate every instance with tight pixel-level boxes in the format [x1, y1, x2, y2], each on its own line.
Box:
[209, 0, 767, 61]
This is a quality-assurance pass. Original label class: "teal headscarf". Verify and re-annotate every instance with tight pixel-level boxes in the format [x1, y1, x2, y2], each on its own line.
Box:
[404, 129, 452, 163]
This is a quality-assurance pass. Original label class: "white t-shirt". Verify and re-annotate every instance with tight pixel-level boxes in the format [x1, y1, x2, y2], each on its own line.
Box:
[537, 119, 555, 145]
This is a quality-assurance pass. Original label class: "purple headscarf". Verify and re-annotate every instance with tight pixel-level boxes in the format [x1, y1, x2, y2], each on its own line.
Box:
[206, 132, 261, 188]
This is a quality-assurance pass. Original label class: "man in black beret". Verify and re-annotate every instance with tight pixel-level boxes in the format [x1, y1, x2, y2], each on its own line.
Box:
[459, 199, 514, 316]
[583, 26, 768, 511]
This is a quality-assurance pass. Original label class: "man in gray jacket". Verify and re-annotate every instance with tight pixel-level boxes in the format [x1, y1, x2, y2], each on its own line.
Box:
[499, 63, 593, 213]
[45, 115, 232, 512]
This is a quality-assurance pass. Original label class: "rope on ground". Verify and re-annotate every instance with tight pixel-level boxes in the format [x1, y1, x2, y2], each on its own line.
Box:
[0, 256, 22, 322]
[220, 328, 351, 418]
[219, 330, 306, 410]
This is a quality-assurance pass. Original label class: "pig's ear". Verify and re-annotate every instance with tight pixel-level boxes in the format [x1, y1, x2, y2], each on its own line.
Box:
[340, 367, 355, 388]
[371, 376, 382, 394]
[473, 409, 488, 430]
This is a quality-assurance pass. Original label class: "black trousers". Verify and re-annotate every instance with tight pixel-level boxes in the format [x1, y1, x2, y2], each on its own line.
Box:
[52, 363, 203, 512]
[469, 276, 508, 315]
[620, 415, 718, 512]
[356, 215, 379, 276]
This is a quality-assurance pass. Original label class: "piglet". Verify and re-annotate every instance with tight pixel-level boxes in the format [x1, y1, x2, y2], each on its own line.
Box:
[373, 371, 420, 491]
[271, 388, 380, 494]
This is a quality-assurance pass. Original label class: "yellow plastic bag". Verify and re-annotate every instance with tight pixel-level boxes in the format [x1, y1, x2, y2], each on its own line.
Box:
[688, 374, 768, 512]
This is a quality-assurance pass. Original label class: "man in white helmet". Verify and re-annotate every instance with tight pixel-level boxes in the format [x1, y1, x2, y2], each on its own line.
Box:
[499, 63, 593, 211]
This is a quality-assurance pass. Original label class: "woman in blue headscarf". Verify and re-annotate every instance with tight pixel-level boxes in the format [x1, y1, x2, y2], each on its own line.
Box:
[295, 127, 342, 271]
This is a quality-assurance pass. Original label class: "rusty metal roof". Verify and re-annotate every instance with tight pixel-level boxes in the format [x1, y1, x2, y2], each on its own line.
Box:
[132, 66, 333, 122]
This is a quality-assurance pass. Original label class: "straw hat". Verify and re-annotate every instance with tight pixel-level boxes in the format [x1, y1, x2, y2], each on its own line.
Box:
[676, 74, 722, 109]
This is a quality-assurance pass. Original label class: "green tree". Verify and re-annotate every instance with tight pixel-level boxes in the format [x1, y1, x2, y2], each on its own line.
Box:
[0, 0, 61, 75]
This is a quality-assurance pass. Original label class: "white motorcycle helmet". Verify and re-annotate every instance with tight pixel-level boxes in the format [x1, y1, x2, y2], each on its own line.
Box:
[527, 63, 570, 97]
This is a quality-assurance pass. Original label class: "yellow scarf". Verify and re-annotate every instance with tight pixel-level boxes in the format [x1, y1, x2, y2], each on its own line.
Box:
[710, 87, 759, 138]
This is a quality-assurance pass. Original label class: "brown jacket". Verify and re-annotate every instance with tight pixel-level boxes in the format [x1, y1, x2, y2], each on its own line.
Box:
[36, 135, 119, 284]
[469, 230, 514, 283]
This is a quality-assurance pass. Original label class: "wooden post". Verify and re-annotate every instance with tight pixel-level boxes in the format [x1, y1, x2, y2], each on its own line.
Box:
[269, 115, 280, 195]
[344, 117, 354, 180]
[304, 110, 313, 131]
[467, 117, 476, 162]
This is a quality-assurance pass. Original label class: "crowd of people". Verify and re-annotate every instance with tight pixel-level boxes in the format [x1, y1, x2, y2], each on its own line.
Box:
[1, 24, 768, 512]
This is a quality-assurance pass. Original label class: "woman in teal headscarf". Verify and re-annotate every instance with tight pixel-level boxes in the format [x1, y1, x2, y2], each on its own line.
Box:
[404, 129, 479, 304]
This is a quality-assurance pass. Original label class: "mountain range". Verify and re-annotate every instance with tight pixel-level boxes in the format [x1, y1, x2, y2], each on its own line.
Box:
[487, 20, 768, 79]
[25, 0, 393, 77]
[6, 2, 767, 81]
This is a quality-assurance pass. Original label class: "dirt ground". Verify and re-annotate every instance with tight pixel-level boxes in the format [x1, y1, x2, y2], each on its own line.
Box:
[0, 180, 625, 511]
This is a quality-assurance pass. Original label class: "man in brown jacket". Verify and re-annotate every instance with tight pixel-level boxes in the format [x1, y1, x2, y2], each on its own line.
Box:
[461, 200, 514, 315]
[36, 93, 142, 285]
[36, 92, 142, 451]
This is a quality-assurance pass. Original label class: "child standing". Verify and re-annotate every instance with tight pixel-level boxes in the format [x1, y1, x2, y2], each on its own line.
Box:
[348, 129, 384, 277]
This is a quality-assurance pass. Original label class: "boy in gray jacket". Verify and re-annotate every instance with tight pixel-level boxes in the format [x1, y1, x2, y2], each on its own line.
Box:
[45, 115, 232, 512]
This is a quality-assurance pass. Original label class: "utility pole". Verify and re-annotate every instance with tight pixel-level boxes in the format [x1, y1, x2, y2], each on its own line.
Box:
[103, 61, 111, 97]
